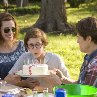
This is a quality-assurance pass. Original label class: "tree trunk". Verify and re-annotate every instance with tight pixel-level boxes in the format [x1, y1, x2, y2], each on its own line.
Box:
[33, 0, 71, 33]
[16, 0, 29, 7]
[3, 0, 8, 12]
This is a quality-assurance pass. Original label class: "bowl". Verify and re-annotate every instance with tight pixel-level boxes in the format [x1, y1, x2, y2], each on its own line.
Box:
[53, 84, 97, 97]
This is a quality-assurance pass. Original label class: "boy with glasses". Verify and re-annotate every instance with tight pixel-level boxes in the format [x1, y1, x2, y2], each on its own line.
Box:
[5, 28, 70, 92]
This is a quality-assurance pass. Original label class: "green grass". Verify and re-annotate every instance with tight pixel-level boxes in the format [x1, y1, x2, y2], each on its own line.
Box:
[46, 34, 84, 80]
[15, 14, 39, 28]
[13, 2, 97, 30]
[19, 33, 84, 80]
[67, 1, 97, 23]
[18, 2, 97, 80]
[2, 2, 97, 80]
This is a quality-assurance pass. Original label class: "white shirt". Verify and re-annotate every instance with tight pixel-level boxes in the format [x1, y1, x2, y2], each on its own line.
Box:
[9, 52, 70, 78]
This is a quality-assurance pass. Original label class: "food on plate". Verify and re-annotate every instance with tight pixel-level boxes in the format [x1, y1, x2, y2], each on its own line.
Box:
[34, 86, 44, 93]
[20, 88, 33, 95]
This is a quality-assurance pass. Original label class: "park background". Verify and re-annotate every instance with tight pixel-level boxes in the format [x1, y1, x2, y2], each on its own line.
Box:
[1, 0, 97, 80]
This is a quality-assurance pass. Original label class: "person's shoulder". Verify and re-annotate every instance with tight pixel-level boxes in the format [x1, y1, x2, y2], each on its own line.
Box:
[15, 40, 24, 47]
[46, 52, 61, 59]
[90, 56, 97, 65]
[19, 40, 24, 44]
[16, 40, 27, 51]
[88, 56, 97, 71]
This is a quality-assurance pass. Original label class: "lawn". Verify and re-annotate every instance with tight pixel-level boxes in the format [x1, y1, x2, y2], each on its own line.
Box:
[17, 2, 97, 80]
[1, 1, 97, 80]
[46, 34, 84, 80]
[19, 32, 84, 80]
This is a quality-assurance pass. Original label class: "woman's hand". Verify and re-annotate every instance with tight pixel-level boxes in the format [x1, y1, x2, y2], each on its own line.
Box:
[4, 73, 21, 85]
[26, 78, 40, 89]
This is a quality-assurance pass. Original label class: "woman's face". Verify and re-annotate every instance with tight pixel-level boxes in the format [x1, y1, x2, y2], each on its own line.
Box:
[1, 20, 16, 42]
[27, 38, 44, 59]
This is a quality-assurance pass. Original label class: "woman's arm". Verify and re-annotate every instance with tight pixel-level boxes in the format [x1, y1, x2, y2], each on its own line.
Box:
[5, 74, 40, 89]
[4, 74, 22, 85]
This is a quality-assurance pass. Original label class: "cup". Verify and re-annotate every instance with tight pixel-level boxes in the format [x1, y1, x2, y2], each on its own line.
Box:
[33, 89, 38, 97]
[55, 88, 67, 97]
[43, 88, 49, 97]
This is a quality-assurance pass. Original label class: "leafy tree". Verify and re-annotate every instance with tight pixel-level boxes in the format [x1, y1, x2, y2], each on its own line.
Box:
[67, 0, 85, 8]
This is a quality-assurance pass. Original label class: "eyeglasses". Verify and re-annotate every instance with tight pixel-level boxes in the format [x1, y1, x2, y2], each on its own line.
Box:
[28, 42, 43, 49]
[2, 27, 16, 33]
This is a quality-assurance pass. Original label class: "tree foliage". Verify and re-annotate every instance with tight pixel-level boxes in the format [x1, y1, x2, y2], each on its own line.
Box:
[67, 0, 85, 8]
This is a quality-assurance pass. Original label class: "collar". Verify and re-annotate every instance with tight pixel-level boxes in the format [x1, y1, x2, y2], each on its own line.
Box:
[84, 49, 97, 64]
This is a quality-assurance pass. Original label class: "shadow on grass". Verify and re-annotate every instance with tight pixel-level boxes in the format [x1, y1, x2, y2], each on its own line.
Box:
[20, 23, 77, 37]
[67, 2, 97, 16]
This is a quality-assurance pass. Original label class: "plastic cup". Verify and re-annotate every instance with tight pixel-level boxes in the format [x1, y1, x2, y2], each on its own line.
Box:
[55, 88, 67, 97]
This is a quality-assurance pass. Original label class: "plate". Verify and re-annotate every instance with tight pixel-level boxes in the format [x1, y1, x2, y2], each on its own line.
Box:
[38, 93, 54, 97]
[0, 89, 10, 93]
[15, 70, 50, 77]
[0, 85, 20, 93]
[28, 93, 54, 97]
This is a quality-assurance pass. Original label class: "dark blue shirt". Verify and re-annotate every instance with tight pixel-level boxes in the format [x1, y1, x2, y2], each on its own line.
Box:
[0, 40, 26, 79]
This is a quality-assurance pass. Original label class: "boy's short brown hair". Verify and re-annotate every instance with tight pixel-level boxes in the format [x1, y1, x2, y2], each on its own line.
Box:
[24, 28, 48, 48]
[76, 17, 97, 44]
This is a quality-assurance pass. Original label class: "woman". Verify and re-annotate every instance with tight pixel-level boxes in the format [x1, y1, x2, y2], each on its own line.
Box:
[54, 17, 97, 87]
[0, 12, 26, 79]
[5, 28, 69, 92]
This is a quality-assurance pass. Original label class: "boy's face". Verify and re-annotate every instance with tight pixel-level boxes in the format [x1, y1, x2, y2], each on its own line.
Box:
[27, 38, 44, 58]
[77, 34, 91, 54]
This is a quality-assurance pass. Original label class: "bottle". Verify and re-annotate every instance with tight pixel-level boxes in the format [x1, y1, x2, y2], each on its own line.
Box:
[43, 88, 49, 97]
[55, 88, 67, 97]
[33, 89, 38, 97]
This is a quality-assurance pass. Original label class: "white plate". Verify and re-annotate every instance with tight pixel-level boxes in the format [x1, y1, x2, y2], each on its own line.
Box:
[28, 93, 54, 97]
[0, 89, 9, 93]
[38, 93, 54, 97]
[0, 85, 20, 93]
[16, 70, 50, 77]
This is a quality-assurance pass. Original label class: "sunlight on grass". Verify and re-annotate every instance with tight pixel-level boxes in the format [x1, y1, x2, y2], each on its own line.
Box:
[15, 14, 39, 28]
[67, 4, 97, 23]
[45, 34, 84, 80]
[19, 33, 84, 79]
[13, 2, 97, 80]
